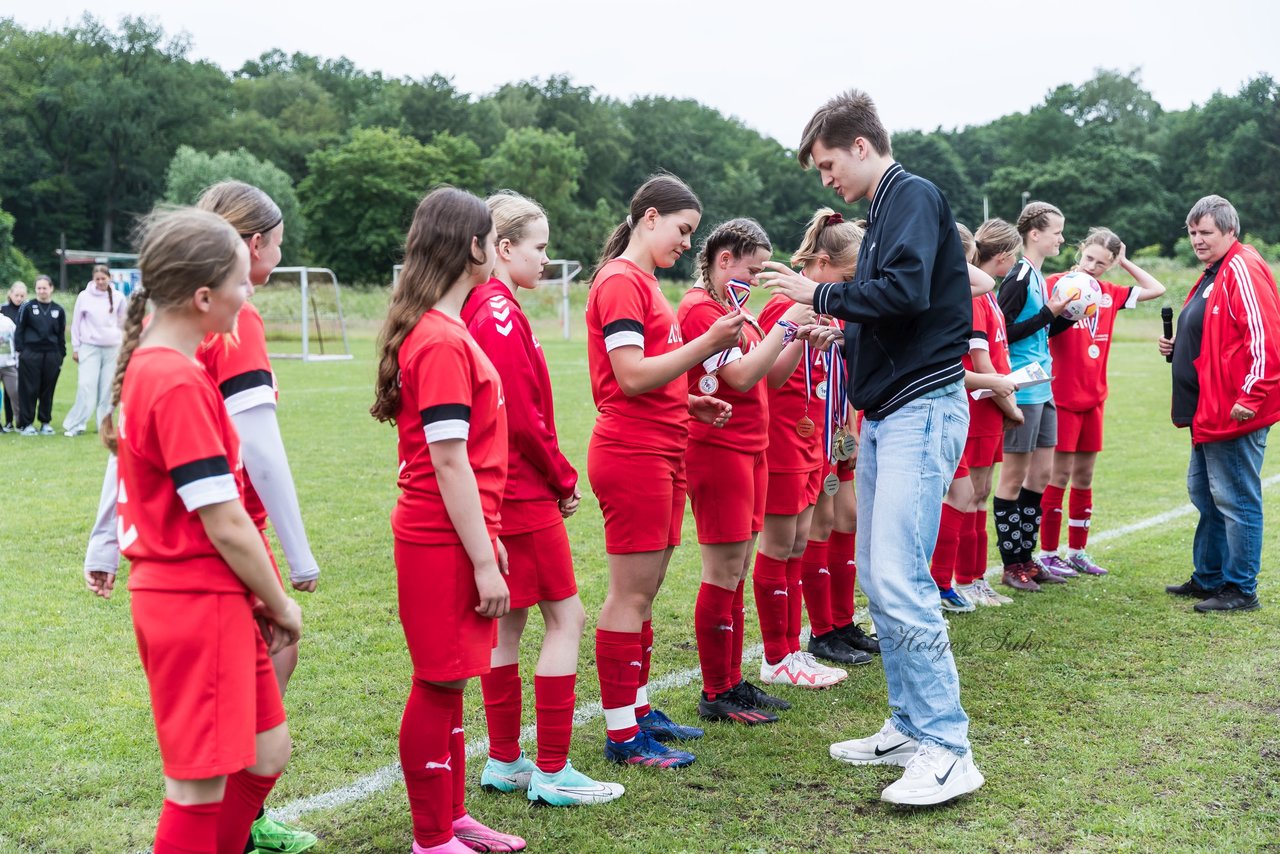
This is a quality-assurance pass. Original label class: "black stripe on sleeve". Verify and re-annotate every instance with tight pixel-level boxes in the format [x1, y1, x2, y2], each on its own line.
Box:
[971, 330, 989, 341]
[421, 403, 471, 424]
[170, 455, 233, 489]
[218, 369, 274, 400]
[602, 319, 644, 338]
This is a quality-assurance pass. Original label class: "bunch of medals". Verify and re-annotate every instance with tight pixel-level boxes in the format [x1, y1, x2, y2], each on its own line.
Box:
[822, 320, 851, 495]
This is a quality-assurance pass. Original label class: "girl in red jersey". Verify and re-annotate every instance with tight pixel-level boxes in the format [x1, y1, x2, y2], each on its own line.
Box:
[103, 207, 301, 854]
[586, 174, 744, 769]
[1037, 229, 1166, 576]
[953, 219, 1025, 607]
[462, 192, 624, 806]
[371, 188, 525, 854]
[757, 209, 864, 685]
[677, 217, 814, 725]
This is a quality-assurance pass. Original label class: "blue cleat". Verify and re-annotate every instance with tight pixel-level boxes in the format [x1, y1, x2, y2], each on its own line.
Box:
[637, 708, 704, 742]
[604, 730, 695, 768]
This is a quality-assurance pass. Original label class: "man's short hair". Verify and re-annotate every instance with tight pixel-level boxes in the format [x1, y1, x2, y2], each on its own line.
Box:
[798, 89, 892, 167]
[1186, 195, 1240, 236]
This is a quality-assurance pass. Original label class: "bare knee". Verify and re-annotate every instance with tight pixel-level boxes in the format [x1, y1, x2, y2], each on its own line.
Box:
[542, 596, 586, 638]
[251, 722, 291, 776]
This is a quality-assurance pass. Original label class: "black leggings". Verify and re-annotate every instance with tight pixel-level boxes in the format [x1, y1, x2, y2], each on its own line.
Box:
[17, 349, 62, 428]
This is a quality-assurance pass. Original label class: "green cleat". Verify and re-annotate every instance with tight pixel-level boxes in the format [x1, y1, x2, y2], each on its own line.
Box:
[251, 814, 318, 853]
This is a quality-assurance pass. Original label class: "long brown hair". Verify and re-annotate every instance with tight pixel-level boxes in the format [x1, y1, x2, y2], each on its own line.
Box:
[370, 187, 493, 424]
[594, 174, 700, 277]
[101, 209, 243, 452]
[91, 263, 114, 311]
[197, 181, 283, 238]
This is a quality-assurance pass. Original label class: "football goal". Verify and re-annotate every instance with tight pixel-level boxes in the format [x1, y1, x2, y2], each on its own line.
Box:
[256, 267, 353, 362]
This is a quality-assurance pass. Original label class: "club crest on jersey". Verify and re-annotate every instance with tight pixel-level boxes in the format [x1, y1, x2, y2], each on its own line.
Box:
[51, 309, 60, 318]
[667, 324, 683, 344]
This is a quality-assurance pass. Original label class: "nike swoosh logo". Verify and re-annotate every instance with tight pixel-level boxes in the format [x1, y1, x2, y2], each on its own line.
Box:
[935, 760, 958, 786]
[552, 784, 616, 796]
[874, 741, 910, 757]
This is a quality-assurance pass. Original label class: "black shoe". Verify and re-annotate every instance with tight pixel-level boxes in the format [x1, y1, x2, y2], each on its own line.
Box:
[697, 690, 779, 725]
[835, 621, 880, 655]
[808, 629, 874, 666]
[1165, 577, 1222, 599]
[1193, 584, 1260, 613]
[731, 679, 790, 711]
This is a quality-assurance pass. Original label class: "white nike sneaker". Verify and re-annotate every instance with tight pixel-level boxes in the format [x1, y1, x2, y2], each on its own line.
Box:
[526, 760, 625, 807]
[880, 742, 985, 805]
[759, 651, 845, 688]
[829, 718, 920, 766]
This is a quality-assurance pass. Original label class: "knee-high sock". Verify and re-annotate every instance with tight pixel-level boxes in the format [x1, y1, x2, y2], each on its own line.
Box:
[1017, 487, 1044, 563]
[1040, 484, 1066, 553]
[730, 579, 746, 685]
[694, 582, 736, 696]
[785, 557, 803, 653]
[534, 674, 575, 774]
[217, 769, 279, 854]
[800, 539, 833, 636]
[596, 628, 641, 742]
[401, 680, 460, 848]
[752, 553, 789, 665]
[993, 496, 1023, 568]
[828, 530, 857, 628]
[634, 620, 654, 718]
[479, 663, 522, 763]
[930, 503, 965, 591]
[1068, 487, 1093, 551]
[154, 800, 219, 854]
[955, 510, 985, 586]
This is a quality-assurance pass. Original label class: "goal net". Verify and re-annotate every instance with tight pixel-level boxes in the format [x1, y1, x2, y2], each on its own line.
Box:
[254, 267, 353, 361]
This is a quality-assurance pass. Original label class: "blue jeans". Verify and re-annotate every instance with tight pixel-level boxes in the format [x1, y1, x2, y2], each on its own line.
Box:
[1187, 428, 1268, 596]
[856, 382, 970, 755]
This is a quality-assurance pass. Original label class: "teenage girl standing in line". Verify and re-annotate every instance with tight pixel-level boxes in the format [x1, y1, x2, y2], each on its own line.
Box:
[104, 207, 301, 853]
[62, 264, 127, 436]
[1037, 229, 1166, 576]
[587, 174, 744, 768]
[678, 217, 813, 725]
[463, 191, 624, 806]
[371, 187, 525, 853]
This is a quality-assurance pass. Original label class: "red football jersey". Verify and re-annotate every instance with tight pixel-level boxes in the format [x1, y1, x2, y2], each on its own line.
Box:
[1046, 275, 1136, 410]
[677, 287, 767, 453]
[964, 292, 1013, 437]
[585, 258, 689, 454]
[118, 348, 247, 593]
[391, 309, 509, 545]
[759, 294, 827, 473]
[197, 301, 276, 529]
[463, 278, 577, 535]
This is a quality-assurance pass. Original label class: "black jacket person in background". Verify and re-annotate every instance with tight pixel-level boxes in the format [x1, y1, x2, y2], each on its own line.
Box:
[15, 275, 66, 434]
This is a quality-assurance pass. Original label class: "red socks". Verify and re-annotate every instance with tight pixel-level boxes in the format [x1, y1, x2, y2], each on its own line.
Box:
[217, 769, 279, 854]
[635, 620, 654, 718]
[730, 580, 745, 686]
[401, 680, 462, 848]
[752, 553, 789, 665]
[828, 530, 857, 628]
[1069, 487, 1093, 550]
[694, 582, 736, 697]
[785, 557, 803, 653]
[154, 799, 218, 854]
[479, 663, 522, 763]
[800, 540, 833, 637]
[533, 674, 575, 774]
[1041, 484, 1066, 552]
[595, 628, 640, 742]
[930, 502, 965, 590]
[955, 510, 986, 586]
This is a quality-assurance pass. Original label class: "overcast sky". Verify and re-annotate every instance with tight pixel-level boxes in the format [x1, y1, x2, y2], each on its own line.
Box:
[7, 0, 1278, 144]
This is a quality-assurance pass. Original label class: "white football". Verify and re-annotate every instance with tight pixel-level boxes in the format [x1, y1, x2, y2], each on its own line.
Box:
[1052, 271, 1103, 323]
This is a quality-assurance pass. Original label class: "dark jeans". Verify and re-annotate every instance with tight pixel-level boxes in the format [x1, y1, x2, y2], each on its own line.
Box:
[17, 349, 62, 428]
[1188, 428, 1268, 597]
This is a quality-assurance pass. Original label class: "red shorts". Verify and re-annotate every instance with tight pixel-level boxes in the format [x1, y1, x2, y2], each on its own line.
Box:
[588, 439, 686, 554]
[395, 539, 498, 681]
[687, 444, 767, 543]
[502, 521, 578, 608]
[953, 449, 970, 481]
[765, 463, 824, 516]
[131, 588, 285, 779]
[1057, 406, 1104, 453]
[964, 433, 1003, 469]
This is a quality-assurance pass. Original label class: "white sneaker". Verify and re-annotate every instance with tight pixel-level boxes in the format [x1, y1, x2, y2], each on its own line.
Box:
[880, 742, 985, 805]
[794, 650, 847, 681]
[829, 718, 920, 767]
[38, 424, 55, 435]
[64, 428, 85, 437]
[759, 651, 845, 688]
[19, 426, 36, 436]
[975, 578, 1014, 605]
[955, 582, 999, 607]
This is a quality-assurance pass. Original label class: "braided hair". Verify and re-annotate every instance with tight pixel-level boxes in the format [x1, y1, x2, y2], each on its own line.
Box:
[694, 218, 771, 337]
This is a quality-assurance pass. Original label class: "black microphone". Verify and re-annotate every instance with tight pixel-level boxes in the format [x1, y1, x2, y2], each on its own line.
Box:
[1161, 306, 1174, 364]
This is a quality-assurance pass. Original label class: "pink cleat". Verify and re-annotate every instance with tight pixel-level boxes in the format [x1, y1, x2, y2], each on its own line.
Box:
[452, 813, 527, 852]
[412, 837, 473, 853]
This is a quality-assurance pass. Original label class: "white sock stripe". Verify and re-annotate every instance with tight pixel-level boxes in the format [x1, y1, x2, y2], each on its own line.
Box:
[633, 686, 649, 708]
[603, 706, 639, 732]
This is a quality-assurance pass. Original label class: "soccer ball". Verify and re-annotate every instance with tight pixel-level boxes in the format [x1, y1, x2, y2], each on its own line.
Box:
[1052, 271, 1102, 323]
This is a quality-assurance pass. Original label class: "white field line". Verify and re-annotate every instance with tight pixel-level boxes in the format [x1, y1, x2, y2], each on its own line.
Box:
[149, 473, 1280, 838]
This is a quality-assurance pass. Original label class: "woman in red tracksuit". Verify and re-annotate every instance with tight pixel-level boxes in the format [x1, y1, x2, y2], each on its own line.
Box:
[105, 207, 301, 854]
[371, 187, 524, 854]
[677, 217, 813, 725]
[586, 174, 744, 769]
[463, 191, 623, 806]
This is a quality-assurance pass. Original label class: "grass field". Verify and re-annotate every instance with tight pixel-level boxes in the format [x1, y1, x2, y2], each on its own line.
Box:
[2, 277, 1279, 853]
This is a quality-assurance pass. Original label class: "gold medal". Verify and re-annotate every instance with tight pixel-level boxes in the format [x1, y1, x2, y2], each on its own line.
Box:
[832, 428, 850, 461]
[842, 432, 858, 460]
[823, 473, 840, 496]
[698, 373, 720, 394]
[796, 416, 815, 438]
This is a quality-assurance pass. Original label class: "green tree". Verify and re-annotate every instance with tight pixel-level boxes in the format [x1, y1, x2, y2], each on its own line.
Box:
[163, 146, 307, 264]
[0, 204, 39, 285]
[482, 127, 593, 263]
[891, 131, 981, 226]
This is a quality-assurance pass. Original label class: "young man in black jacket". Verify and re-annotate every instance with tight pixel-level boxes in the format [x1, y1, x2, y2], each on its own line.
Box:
[15, 275, 66, 435]
[760, 89, 983, 806]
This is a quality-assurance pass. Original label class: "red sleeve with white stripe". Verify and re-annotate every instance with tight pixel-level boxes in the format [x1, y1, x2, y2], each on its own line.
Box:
[154, 383, 240, 511]
[412, 334, 473, 443]
[1228, 248, 1280, 411]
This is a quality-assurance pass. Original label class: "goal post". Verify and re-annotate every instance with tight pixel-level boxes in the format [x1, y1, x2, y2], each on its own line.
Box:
[262, 266, 354, 362]
[393, 260, 582, 339]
